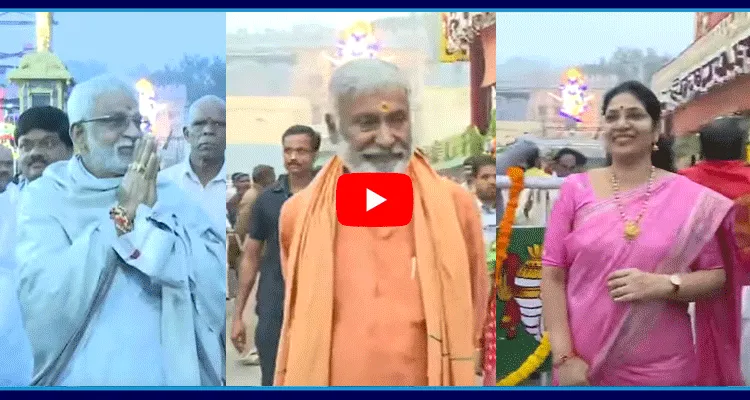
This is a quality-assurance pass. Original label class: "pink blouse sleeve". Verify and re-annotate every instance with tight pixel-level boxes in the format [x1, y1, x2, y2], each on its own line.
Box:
[542, 177, 578, 268]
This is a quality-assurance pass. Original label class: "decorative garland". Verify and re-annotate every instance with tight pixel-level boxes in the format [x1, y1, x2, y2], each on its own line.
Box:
[494, 166, 552, 386]
[497, 333, 551, 386]
[495, 166, 524, 289]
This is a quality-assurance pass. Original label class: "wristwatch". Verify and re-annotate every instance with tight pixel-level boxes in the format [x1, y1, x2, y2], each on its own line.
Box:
[669, 274, 682, 293]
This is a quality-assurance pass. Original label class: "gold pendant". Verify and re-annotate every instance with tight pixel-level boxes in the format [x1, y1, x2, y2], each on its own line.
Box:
[624, 221, 640, 241]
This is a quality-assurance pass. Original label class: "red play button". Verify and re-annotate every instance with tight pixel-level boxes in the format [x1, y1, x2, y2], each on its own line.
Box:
[336, 173, 413, 227]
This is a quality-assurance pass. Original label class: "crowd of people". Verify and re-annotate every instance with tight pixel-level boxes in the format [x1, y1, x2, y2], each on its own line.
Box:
[0, 75, 227, 386]
[225, 59, 498, 386]
[497, 80, 750, 386]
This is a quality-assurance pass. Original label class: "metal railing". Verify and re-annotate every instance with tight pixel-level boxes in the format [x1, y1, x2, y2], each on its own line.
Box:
[496, 175, 564, 189]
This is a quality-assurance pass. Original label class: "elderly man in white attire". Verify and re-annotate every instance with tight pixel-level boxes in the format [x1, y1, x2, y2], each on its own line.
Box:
[15, 75, 226, 386]
[161, 95, 227, 234]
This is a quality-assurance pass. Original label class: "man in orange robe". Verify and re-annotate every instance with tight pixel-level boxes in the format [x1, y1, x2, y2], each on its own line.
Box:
[274, 59, 488, 386]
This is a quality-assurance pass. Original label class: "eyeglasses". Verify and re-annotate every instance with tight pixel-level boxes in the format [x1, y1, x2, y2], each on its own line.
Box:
[75, 113, 144, 133]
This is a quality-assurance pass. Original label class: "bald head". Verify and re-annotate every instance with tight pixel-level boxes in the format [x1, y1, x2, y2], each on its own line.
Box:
[184, 95, 226, 164]
[0, 145, 14, 193]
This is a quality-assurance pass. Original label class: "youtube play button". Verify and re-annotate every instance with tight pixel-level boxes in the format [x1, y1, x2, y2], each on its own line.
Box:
[366, 189, 386, 212]
[336, 173, 413, 227]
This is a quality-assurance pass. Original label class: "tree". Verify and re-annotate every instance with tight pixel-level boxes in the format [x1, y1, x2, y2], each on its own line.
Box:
[581, 47, 672, 84]
[149, 55, 226, 104]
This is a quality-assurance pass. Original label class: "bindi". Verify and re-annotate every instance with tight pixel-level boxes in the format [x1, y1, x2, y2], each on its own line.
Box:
[380, 102, 390, 113]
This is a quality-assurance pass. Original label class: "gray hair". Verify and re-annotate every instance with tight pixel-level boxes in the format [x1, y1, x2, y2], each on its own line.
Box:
[329, 59, 410, 113]
[67, 74, 137, 128]
[186, 95, 226, 126]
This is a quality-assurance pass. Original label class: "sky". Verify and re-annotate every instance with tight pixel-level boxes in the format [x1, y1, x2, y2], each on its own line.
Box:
[226, 12, 412, 33]
[0, 12, 226, 76]
[497, 12, 695, 67]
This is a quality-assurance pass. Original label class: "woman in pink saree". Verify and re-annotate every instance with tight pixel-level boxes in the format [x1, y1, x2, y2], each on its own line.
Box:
[540, 81, 744, 386]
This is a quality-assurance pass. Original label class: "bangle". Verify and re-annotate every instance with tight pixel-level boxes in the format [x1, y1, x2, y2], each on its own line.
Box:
[110, 206, 133, 235]
[552, 351, 578, 368]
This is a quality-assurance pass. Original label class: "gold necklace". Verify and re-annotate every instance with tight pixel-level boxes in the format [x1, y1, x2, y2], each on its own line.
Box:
[610, 166, 656, 241]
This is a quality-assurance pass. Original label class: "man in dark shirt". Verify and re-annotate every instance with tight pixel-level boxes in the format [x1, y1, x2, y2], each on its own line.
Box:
[230, 125, 320, 386]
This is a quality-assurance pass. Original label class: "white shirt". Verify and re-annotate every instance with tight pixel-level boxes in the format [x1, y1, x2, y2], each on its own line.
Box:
[477, 199, 497, 251]
[0, 184, 18, 269]
[160, 157, 227, 234]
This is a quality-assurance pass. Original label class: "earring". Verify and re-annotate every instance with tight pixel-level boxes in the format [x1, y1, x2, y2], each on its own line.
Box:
[652, 143, 659, 151]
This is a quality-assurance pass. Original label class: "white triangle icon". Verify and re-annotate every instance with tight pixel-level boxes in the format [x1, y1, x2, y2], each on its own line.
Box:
[366, 188, 386, 212]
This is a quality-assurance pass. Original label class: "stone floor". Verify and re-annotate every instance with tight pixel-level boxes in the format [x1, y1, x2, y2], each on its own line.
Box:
[226, 284, 262, 387]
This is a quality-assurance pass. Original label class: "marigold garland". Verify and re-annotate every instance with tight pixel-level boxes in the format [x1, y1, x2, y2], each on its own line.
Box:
[495, 166, 524, 289]
[497, 333, 551, 386]
[493, 167, 551, 386]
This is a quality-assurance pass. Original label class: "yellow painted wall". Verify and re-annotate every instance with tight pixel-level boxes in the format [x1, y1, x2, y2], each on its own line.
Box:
[419, 87, 471, 146]
[227, 96, 313, 145]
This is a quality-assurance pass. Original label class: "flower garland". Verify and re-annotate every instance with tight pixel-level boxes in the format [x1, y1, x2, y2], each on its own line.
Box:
[494, 166, 552, 386]
[497, 333, 551, 386]
[495, 166, 524, 289]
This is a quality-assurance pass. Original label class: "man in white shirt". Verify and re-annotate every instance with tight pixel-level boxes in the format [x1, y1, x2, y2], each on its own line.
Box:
[469, 154, 497, 250]
[161, 95, 227, 233]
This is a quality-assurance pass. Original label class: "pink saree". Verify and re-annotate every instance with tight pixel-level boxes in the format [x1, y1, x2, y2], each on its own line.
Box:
[542, 173, 744, 386]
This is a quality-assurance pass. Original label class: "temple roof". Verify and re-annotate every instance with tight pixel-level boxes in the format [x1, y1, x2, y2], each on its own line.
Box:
[8, 51, 72, 81]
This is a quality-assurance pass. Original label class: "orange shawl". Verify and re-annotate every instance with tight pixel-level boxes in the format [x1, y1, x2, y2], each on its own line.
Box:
[274, 153, 477, 386]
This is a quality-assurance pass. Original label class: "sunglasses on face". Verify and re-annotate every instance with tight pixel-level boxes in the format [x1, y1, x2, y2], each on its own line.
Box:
[75, 113, 144, 133]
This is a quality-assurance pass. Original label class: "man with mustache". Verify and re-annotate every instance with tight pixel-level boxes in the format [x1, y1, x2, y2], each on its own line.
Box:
[273, 59, 488, 386]
[13, 106, 73, 191]
[231, 125, 319, 386]
[161, 95, 227, 233]
[15, 75, 225, 386]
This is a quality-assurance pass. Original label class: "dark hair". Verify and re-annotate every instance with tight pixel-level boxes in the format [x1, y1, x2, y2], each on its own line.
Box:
[231, 172, 248, 181]
[605, 136, 676, 172]
[15, 106, 72, 148]
[471, 154, 495, 177]
[252, 164, 275, 183]
[602, 81, 661, 128]
[554, 148, 587, 166]
[525, 147, 541, 169]
[281, 125, 321, 152]
[698, 116, 749, 161]
[651, 136, 676, 172]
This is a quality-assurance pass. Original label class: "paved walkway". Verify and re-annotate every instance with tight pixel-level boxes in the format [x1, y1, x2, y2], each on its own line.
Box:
[226, 284, 262, 386]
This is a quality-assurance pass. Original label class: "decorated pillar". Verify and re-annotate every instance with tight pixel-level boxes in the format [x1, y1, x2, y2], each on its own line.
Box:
[9, 12, 71, 112]
[440, 12, 496, 135]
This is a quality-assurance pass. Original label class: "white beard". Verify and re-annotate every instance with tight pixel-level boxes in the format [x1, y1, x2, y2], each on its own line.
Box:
[336, 139, 411, 174]
[85, 138, 131, 177]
